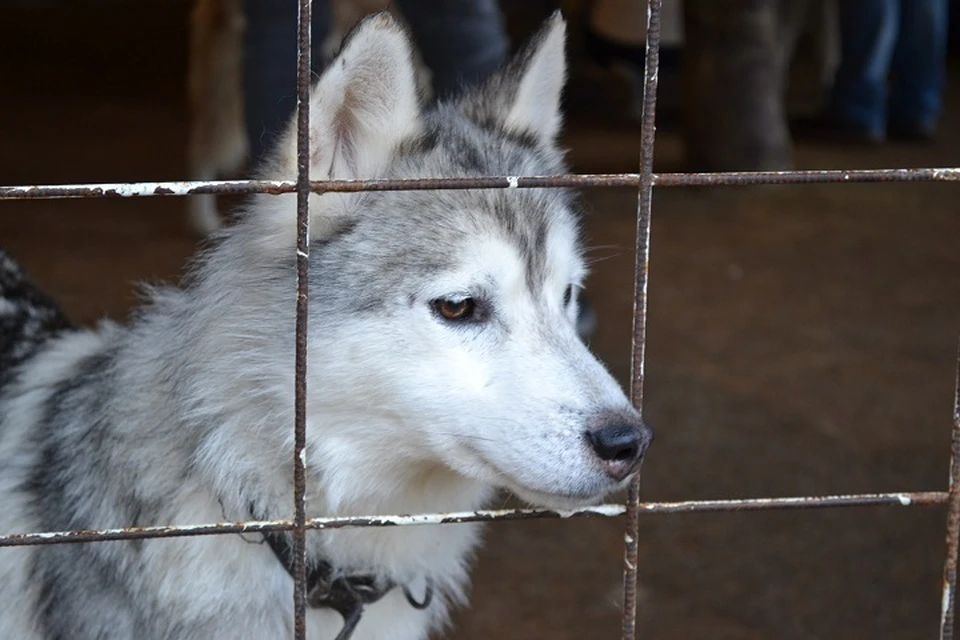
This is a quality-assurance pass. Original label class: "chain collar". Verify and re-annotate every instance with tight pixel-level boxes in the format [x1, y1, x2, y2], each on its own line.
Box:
[261, 530, 433, 640]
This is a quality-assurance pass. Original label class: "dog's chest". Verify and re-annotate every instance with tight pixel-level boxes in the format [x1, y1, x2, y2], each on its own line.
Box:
[302, 591, 435, 640]
[314, 522, 486, 638]
[162, 518, 482, 639]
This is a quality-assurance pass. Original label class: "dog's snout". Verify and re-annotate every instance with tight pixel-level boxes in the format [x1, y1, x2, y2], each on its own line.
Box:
[585, 419, 652, 481]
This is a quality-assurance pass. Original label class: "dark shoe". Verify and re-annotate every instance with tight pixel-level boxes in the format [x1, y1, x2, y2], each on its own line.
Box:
[582, 26, 682, 129]
[888, 121, 936, 143]
[791, 114, 885, 146]
[584, 26, 646, 73]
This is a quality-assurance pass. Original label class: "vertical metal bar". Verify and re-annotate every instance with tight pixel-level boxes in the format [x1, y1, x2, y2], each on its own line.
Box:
[940, 345, 960, 640]
[622, 1, 662, 639]
[293, 0, 312, 637]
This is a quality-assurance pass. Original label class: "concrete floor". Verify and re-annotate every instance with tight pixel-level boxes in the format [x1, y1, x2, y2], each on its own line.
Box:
[2, 2, 960, 638]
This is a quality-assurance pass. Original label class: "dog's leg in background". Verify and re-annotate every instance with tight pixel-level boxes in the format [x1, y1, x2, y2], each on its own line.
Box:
[325, 0, 390, 62]
[186, 0, 248, 235]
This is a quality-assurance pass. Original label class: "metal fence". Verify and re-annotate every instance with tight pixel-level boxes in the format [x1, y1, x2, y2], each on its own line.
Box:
[1, 0, 960, 638]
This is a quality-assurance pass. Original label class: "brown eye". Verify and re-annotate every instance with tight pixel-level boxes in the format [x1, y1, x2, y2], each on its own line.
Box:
[434, 298, 476, 321]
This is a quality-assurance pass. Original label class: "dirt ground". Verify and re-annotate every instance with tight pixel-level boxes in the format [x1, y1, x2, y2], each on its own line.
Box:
[2, 2, 960, 638]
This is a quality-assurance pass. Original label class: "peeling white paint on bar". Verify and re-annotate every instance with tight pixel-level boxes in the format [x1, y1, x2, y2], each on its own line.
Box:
[933, 168, 960, 181]
[0, 491, 946, 548]
[308, 503, 628, 528]
[0, 180, 296, 199]
[3, 167, 960, 201]
[0, 517, 294, 547]
[637, 491, 945, 511]
[0, 505, 630, 547]
[942, 581, 953, 635]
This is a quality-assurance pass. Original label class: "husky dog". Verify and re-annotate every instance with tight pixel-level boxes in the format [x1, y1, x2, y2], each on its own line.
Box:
[0, 13, 651, 640]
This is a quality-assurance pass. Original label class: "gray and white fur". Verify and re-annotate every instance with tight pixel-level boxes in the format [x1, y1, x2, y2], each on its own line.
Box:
[0, 13, 651, 640]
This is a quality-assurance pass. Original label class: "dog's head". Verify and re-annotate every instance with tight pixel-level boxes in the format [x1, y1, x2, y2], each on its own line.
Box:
[244, 12, 652, 510]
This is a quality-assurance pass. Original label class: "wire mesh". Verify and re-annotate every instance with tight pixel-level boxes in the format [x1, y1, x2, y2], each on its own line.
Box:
[0, 0, 958, 637]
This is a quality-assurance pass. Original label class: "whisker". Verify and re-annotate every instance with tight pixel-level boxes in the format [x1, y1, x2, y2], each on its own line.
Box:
[585, 254, 619, 266]
[585, 244, 622, 252]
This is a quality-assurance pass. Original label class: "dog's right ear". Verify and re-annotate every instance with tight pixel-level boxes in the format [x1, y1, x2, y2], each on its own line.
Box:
[249, 12, 421, 246]
[260, 11, 421, 183]
[301, 12, 422, 180]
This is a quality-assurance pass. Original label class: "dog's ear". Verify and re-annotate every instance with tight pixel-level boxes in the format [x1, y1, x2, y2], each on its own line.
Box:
[468, 11, 567, 144]
[503, 11, 567, 142]
[245, 13, 420, 247]
[296, 11, 421, 180]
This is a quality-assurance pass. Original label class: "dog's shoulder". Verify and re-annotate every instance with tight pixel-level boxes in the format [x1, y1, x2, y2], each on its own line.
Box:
[0, 250, 72, 390]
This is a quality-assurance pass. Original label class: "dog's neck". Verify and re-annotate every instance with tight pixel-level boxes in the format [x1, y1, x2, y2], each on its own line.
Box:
[193, 406, 493, 580]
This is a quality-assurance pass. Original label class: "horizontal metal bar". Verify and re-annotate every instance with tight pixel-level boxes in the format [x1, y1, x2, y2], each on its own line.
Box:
[1, 167, 958, 201]
[0, 491, 945, 548]
[0, 180, 297, 199]
[655, 167, 960, 187]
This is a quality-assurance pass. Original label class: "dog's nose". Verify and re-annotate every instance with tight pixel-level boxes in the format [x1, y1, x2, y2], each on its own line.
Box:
[585, 420, 652, 481]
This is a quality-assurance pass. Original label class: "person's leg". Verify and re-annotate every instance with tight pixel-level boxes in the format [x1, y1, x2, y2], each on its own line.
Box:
[888, 0, 948, 137]
[828, 0, 898, 137]
[780, 0, 841, 117]
[242, 0, 332, 170]
[683, 0, 792, 170]
[394, 0, 509, 100]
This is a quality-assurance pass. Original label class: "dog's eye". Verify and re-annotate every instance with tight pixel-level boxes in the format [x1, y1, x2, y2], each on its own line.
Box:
[563, 285, 575, 307]
[434, 298, 476, 321]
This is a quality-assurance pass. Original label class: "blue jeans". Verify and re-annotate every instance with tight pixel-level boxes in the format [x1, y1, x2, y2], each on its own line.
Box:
[242, 0, 509, 169]
[830, 0, 949, 134]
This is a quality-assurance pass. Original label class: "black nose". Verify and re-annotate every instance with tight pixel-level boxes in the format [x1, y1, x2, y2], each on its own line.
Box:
[586, 421, 652, 480]
[587, 424, 642, 462]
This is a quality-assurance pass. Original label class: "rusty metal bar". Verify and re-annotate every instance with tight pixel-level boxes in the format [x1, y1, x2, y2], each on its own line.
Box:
[292, 0, 312, 636]
[655, 167, 960, 186]
[623, 1, 661, 638]
[0, 492, 946, 548]
[941, 348, 960, 640]
[2, 167, 959, 201]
